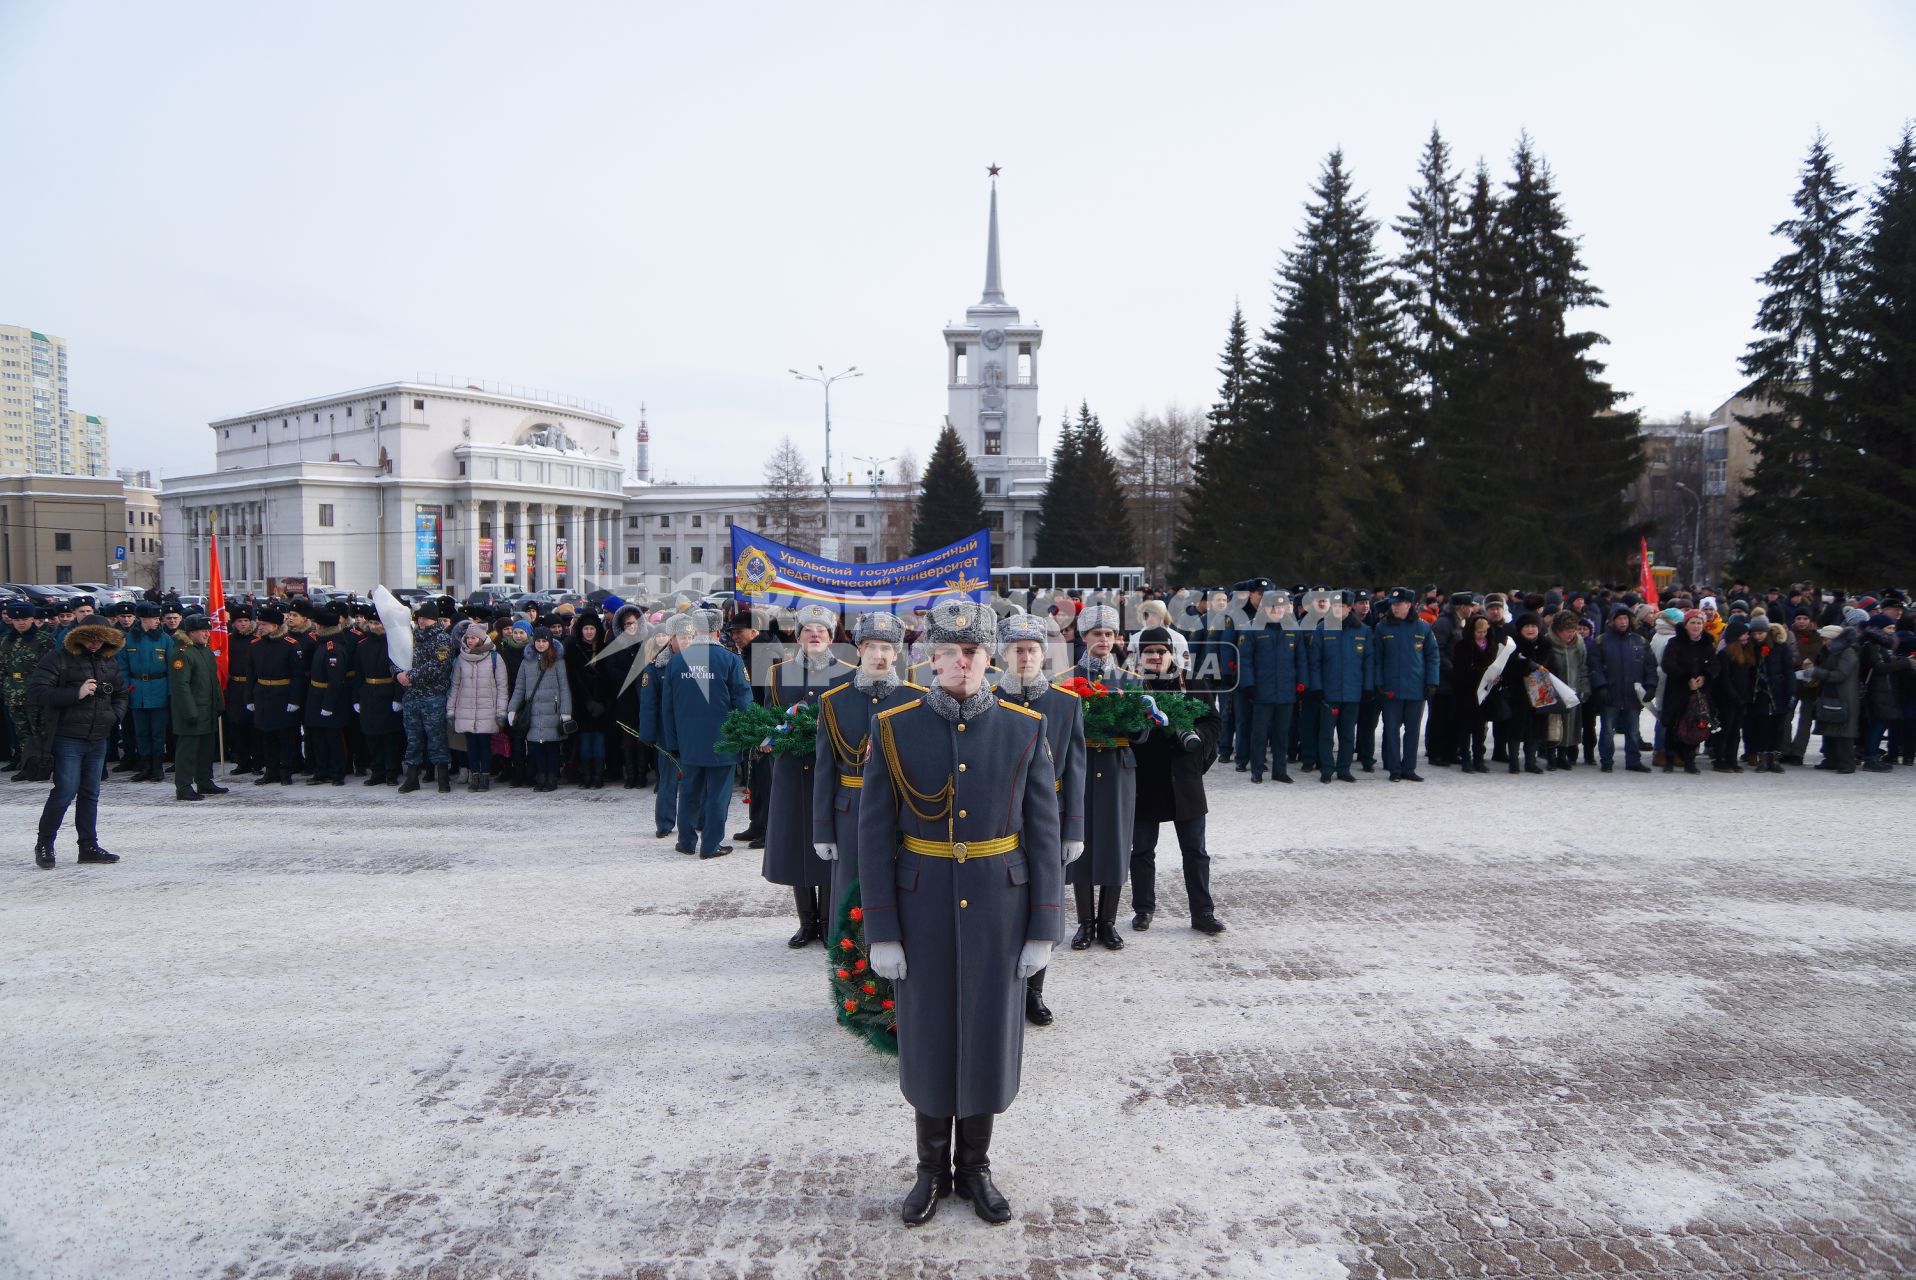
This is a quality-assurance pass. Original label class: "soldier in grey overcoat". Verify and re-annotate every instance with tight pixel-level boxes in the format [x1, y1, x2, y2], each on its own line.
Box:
[812, 612, 920, 937]
[1068, 603, 1140, 951]
[762, 603, 853, 946]
[994, 611, 1086, 1027]
[859, 598, 1063, 1227]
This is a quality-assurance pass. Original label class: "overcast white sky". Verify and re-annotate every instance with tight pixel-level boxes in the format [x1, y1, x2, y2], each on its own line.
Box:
[3, 2, 1912, 487]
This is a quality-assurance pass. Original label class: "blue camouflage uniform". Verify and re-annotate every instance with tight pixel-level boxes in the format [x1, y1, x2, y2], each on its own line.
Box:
[402, 623, 457, 768]
[1313, 601, 1376, 781]
[1373, 593, 1440, 780]
[660, 621, 752, 857]
[116, 622, 175, 767]
[1240, 612, 1307, 783]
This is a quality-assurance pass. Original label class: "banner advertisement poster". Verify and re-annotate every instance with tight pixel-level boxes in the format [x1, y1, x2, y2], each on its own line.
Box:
[502, 540, 518, 577]
[479, 537, 493, 577]
[728, 527, 991, 612]
[414, 505, 443, 589]
[555, 538, 568, 578]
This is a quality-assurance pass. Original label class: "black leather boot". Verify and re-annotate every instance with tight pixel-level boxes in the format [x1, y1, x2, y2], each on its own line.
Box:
[435, 764, 451, 793]
[788, 887, 822, 948]
[901, 1111, 953, 1226]
[396, 765, 421, 794]
[76, 844, 119, 864]
[1070, 919, 1093, 950]
[1095, 887, 1125, 950]
[1024, 967, 1053, 1026]
[953, 1114, 1011, 1223]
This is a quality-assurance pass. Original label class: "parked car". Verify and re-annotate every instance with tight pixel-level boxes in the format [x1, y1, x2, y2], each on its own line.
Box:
[4, 584, 85, 608]
[392, 588, 434, 606]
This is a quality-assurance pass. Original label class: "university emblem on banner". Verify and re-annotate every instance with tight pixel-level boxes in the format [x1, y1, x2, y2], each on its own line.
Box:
[736, 546, 777, 594]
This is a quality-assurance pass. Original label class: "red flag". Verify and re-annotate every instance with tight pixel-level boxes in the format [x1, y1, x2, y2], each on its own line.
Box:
[1638, 536, 1660, 610]
[208, 527, 230, 687]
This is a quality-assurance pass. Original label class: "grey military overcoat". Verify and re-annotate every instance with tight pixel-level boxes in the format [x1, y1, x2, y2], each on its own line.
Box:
[761, 657, 853, 889]
[857, 694, 1063, 1119]
[811, 676, 923, 922]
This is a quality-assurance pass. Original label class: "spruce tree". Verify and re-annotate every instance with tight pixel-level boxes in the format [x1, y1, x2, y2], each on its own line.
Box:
[1425, 162, 1510, 578]
[1394, 125, 1464, 412]
[1829, 127, 1916, 585]
[1071, 402, 1137, 566]
[1173, 303, 1254, 582]
[911, 425, 987, 554]
[1251, 150, 1409, 583]
[1034, 415, 1083, 565]
[1733, 134, 1862, 582]
[1481, 134, 1641, 579]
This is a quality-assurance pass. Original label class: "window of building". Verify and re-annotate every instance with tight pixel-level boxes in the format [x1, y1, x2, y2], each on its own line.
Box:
[318, 504, 335, 527]
[723, 514, 734, 527]
[952, 344, 968, 383]
[626, 546, 642, 566]
[690, 546, 704, 564]
[659, 547, 672, 565]
[318, 561, 336, 583]
[250, 424, 257, 434]
[346, 406, 352, 418]
[853, 546, 869, 563]
[691, 514, 702, 528]
[627, 515, 639, 529]
[984, 477, 1000, 495]
[224, 429, 230, 439]
[854, 513, 866, 528]
[1017, 344, 1033, 384]
[458, 460, 467, 475]
[54, 532, 70, 550]
[55, 565, 72, 584]
[313, 413, 319, 422]
[659, 514, 671, 528]
[986, 511, 1005, 531]
[984, 432, 1002, 455]
[381, 400, 388, 411]
[413, 398, 425, 410]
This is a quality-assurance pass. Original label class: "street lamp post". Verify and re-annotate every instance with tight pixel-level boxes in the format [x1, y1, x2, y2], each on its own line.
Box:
[854, 454, 893, 558]
[789, 364, 862, 554]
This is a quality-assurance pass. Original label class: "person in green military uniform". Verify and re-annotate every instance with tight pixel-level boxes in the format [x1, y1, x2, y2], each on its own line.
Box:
[117, 602, 176, 782]
[4, 600, 56, 782]
[167, 615, 228, 802]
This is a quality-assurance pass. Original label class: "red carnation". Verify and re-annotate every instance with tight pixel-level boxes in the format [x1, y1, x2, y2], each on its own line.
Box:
[849, 906, 863, 922]
[843, 999, 858, 1012]
[839, 938, 855, 951]
[853, 957, 867, 971]
[835, 968, 851, 980]
[863, 983, 877, 995]
[881, 999, 894, 1011]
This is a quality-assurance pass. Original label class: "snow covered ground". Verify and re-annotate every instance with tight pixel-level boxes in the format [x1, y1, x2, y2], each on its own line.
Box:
[2, 760, 1913, 1278]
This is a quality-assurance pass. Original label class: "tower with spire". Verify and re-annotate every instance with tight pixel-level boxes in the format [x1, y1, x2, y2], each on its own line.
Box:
[944, 169, 1045, 566]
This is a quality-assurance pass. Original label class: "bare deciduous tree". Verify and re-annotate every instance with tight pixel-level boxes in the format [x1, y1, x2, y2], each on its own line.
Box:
[757, 436, 821, 550]
[1119, 405, 1203, 584]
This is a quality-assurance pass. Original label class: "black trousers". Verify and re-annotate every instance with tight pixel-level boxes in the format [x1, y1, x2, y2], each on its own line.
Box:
[260, 728, 299, 777]
[1129, 817, 1214, 920]
[309, 726, 345, 781]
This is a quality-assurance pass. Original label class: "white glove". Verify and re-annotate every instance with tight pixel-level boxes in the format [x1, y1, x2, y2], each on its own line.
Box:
[1017, 939, 1053, 981]
[1062, 840, 1084, 866]
[506, 710, 516, 727]
[352, 703, 361, 713]
[245, 703, 254, 713]
[286, 702, 300, 713]
[390, 701, 401, 712]
[1633, 684, 1648, 704]
[814, 842, 837, 862]
[869, 941, 906, 981]
[320, 709, 333, 718]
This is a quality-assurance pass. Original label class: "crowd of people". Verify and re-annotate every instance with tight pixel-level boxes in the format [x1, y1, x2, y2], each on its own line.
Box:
[6, 578, 1909, 871]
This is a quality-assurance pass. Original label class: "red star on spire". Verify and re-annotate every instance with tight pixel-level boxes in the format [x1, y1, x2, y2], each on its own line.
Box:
[987, 163, 1001, 177]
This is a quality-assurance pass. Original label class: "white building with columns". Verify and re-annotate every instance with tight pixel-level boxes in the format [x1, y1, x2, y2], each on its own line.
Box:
[160, 379, 628, 596]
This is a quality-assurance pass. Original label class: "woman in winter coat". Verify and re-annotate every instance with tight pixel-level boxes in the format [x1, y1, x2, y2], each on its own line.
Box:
[1659, 610, 1718, 774]
[565, 611, 611, 788]
[602, 605, 651, 789]
[1859, 617, 1911, 771]
[1747, 622, 1797, 774]
[1542, 610, 1594, 771]
[1709, 618, 1757, 773]
[1805, 624, 1862, 773]
[446, 620, 510, 791]
[1494, 612, 1550, 774]
[507, 629, 573, 792]
[1448, 614, 1498, 773]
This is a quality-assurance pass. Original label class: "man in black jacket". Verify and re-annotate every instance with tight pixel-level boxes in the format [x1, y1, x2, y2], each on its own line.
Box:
[27, 622, 130, 869]
[1127, 627, 1226, 936]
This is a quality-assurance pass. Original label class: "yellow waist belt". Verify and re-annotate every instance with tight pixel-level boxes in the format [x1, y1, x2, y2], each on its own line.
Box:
[901, 832, 1020, 863]
[838, 773, 863, 788]
[256, 678, 291, 687]
[363, 677, 394, 685]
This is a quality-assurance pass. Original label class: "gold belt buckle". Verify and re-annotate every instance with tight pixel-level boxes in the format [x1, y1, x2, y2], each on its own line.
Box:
[952, 841, 969, 863]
